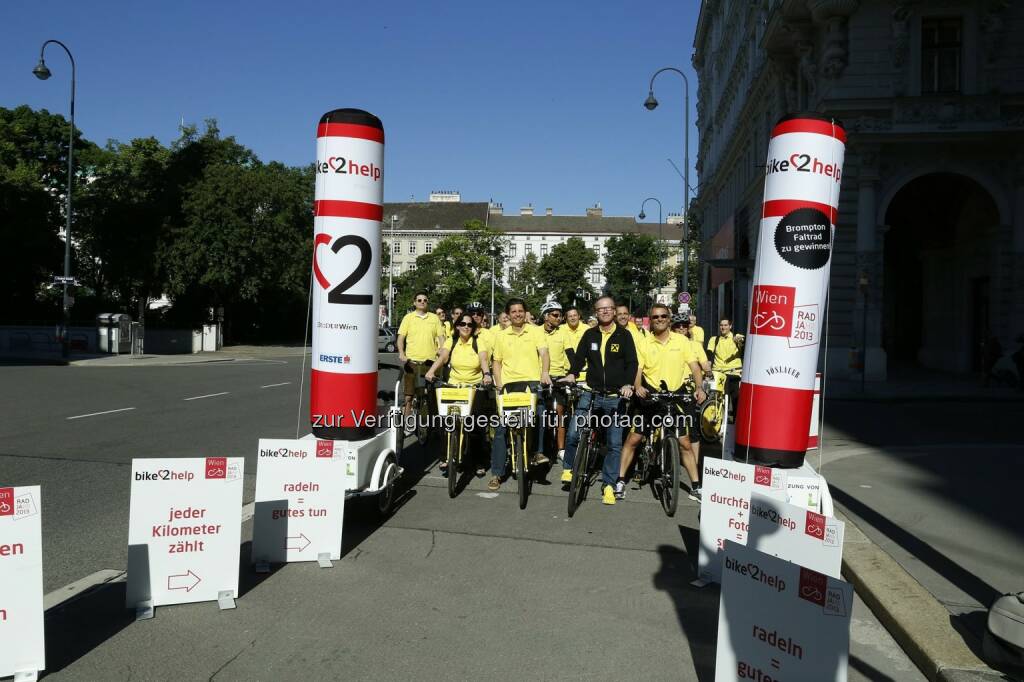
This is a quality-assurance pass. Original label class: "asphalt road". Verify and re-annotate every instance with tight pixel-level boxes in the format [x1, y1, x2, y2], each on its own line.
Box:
[0, 351, 924, 680]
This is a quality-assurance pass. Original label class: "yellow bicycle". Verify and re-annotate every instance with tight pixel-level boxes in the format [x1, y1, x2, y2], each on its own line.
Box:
[496, 387, 537, 510]
[433, 381, 479, 499]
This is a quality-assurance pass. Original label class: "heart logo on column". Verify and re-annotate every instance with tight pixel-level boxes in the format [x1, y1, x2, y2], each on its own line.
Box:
[313, 233, 332, 289]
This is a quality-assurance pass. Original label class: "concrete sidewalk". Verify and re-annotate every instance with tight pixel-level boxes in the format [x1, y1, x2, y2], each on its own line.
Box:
[0, 345, 311, 367]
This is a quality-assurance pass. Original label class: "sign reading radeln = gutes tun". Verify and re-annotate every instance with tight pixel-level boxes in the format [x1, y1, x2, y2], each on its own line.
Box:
[252, 438, 346, 566]
[126, 457, 243, 614]
[0, 485, 45, 679]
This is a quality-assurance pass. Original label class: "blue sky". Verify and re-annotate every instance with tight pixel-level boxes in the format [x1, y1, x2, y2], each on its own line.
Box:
[2, 0, 700, 220]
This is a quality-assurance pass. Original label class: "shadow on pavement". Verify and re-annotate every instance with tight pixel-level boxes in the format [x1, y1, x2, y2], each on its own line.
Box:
[43, 581, 134, 675]
[848, 655, 897, 681]
[830, 484, 1000, 626]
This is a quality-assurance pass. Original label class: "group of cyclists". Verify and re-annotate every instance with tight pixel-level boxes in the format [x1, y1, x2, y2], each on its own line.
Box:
[395, 289, 745, 508]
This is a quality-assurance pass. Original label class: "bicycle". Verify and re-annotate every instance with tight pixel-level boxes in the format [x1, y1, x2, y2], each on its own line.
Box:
[431, 380, 481, 498]
[540, 381, 572, 463]
[697, 370, 733, 444]
[633, 386, 694, 517]
[405, 360, 435, 446]
[565, 384, 612, 518]
[496, 386, 538, 510]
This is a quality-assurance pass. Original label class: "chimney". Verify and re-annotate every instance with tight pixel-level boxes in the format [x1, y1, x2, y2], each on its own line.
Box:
[545, 207, 553, 216]
[489, 200, 504, 216]
[520, 203, 534, 216]
[586, 202, 603, 218]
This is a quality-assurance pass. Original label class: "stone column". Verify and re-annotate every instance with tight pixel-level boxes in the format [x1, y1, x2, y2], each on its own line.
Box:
[854, 145, 887, 380]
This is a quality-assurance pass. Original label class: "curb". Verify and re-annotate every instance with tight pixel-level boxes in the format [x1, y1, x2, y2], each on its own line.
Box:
[837, 510, 1006, 681]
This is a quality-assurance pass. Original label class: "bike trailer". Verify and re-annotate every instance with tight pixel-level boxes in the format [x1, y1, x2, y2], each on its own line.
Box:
[984, 592, 1024, 674]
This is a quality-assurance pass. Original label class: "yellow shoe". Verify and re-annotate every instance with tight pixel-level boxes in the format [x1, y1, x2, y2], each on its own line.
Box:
[560, 469, 573, 484]
[602, 485, 616, 505]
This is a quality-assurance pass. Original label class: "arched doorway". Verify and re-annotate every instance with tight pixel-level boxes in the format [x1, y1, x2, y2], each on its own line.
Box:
[883, 172, 1001, 375]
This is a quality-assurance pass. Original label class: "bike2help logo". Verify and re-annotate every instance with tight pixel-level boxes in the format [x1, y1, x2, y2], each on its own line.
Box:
[765, 152, 841, 183]
[314, 156, 381, 181]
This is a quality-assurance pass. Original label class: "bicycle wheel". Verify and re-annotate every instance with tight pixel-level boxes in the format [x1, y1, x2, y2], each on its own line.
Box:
[446, 427, 460, 499]
[511, 429, 529, 509]
[660, 436, 681, 517]
[567, 428, 591, 518]
[416, 391, 431, 446]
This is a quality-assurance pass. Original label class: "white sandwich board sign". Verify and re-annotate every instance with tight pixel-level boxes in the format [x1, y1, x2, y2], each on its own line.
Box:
[747, 492, 845, 579]
[0, 486, 45, 679]
[126, 457, 244, 614]
[252, 439, 346, 566]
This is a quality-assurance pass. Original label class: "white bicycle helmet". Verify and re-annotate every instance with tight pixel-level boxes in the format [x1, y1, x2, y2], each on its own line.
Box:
[539, 301, 563, 315]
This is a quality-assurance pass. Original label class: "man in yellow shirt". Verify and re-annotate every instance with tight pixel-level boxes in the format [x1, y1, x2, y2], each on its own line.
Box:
[562, 306, 588, 383]
[489, 298, 551, 490]
[436, 307, 452, 338]
[707, 317, 745, 423]
[397, 291, 446, 419]
[617, 303, 647, 349]
[540, 301, 570, 460]
[689, 314, 705, 346]
[618, 304, 706, 500]
[675, 314, 711, 498]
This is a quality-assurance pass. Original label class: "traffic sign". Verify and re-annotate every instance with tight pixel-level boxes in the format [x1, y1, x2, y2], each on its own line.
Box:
[126, 457, 244, 614]
[678, 292, 691, 304]
[0, 486, 45, 679]
[252, 439, 347, 566]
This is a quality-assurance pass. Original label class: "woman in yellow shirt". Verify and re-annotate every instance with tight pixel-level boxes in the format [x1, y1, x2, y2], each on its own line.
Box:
[425, 313, 492, 476]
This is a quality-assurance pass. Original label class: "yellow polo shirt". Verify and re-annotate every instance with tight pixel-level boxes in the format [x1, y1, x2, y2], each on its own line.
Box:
[683, 338, 709, 381]
[442, 320, 453, 338]
[492, 323, 548, 383]
[398, 311, 445, 362]
[543, 325, 569, 376]
[690, 324, 705, 345]
[639, 331, 698, 391]
[475, 326, 495, 356]
[708, 333, 743, 373]
[448, 336, 484, 385]
[562, 323, 587, 381]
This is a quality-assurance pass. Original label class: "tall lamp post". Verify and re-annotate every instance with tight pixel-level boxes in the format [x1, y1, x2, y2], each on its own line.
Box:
[644, 66, 691, 301]
[638, 197, 663, 242]
[33, 39, 76, 359]
[387, 214, 396, 326]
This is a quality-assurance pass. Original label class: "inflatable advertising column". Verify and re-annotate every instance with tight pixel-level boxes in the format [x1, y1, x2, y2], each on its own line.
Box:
[736, 114, 846, 467]
[310, 109, 384, 440]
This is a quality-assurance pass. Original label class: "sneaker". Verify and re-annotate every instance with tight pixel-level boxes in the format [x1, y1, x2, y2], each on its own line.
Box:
[487, 476, 501, 491]
[532, 452, 550, 466]
[688, 485, 702, 502]
[556, 449, 565, 464]
[614, 480, 626, 500]
[602, 485, 616, 505]
[560, 469, 572, 484]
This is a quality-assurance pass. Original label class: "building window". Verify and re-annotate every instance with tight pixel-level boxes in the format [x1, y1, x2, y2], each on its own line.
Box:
[508, 267, 517, 281]
[510, 243, 517, 258]
[392, 264, 400, 275]
[541, 244, 548, 257]
[591, 246, 599, 257]
[591, 267, 602, 284]
[525, 244, 533, 255]
[393, 241, 401, 254]
[425, 242, 433, 254]
[408, 263, 416, 272]
[409, 241, 417, 255]
[921, 18, 961, 94]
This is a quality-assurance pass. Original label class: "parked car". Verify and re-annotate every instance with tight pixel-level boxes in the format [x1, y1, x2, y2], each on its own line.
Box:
[378, 327, 397, 353]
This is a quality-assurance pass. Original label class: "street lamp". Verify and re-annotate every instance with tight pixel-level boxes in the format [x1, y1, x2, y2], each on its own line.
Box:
[644, 66, 691, 301]
[34, 39, 76, 359]
[638, 197, 663, 243]
[387, 214, 396, 326]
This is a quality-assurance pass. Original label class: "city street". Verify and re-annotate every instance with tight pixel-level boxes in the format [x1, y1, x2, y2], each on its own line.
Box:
[0, 351, 924, 680]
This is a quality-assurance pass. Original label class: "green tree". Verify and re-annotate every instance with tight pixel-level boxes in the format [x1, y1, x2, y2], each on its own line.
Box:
[507, 251, 546, 313]
[603, 233, 672, 314]
[392, 220, 506, 316]
[539, 236, 597, 308]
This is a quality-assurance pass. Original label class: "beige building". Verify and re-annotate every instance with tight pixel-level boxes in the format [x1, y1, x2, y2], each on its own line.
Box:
[692, 0, 1024, 380]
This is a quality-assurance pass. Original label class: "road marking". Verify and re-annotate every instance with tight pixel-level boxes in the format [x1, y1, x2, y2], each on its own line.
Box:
[475, 492, 499, 499]
[183, 392, 229, 401]
[66, 407, 136, 420]
[260, 382, 291, 388]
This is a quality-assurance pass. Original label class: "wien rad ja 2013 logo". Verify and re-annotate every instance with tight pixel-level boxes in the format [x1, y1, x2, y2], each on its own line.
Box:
[205, 457, 227, 480]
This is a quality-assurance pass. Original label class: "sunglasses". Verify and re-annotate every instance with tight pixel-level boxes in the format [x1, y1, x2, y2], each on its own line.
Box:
[650, 314, 669, 320]
[455, 321, 472, 328]
[415, 298, 428, 303]
[596, 306, 614, 312]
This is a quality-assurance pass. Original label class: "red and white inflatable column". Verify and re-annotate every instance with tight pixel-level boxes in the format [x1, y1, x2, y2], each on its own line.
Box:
[310, 109, 384, 440]
[735, 114, 846, 467]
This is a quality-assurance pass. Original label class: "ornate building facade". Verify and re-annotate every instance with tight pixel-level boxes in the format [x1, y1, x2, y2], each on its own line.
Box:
[692, 0, 1023, 380]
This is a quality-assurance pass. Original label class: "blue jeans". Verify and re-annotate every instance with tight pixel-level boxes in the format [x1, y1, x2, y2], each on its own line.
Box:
[490, 382, 547, 477]
[563, 392, 624, 487]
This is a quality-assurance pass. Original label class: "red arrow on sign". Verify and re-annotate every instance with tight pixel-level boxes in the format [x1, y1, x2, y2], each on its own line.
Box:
[167, 570, 201, 592]
[286, 533, 311, 552]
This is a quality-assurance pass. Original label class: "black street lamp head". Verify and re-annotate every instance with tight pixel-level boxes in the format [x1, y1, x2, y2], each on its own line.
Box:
[32, 59, 51, 80]
[643, 91, 658, 110]
[638, 211, 646, 220]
